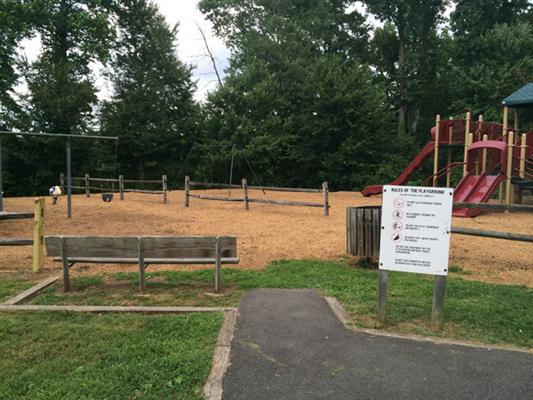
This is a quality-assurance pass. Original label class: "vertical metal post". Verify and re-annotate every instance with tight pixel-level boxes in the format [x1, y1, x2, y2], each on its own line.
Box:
[32, 197, 45, 273]
[377, 270, 388, 327]
[242, 178, 249, 210]
[323, 181, 329, 216]
[433, 115, 440, 187]
[463, 112, 470, 177]
[431, 275, 447, 332]
[60, 173, 65, 193]
[162, 174, 167, 204]
[184, 176, 190, 207]
[66, 139, 72, 218]
[481, 134, 488, 174]
[505, 131, 514, 206]
[519, 134, 527, 179]
[0, 139, 3, 212]
[119, 175, 124, 200]
[445, 118, 452, 187]
[138, 237, 145, 293]
[215, 236, 221, 293]
[84, 174, 90, 197]
[228, 145, 235, 197]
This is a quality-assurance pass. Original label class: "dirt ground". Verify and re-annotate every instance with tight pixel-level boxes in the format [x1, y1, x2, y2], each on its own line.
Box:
[1, 189, 532, 287]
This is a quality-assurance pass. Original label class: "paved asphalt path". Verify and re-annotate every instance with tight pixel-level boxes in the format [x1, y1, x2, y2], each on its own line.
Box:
[222, 289, 533, 400]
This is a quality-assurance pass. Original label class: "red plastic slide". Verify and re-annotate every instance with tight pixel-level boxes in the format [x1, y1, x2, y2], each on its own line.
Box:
[452, 174, 504, 217]
[362, 141, 435, 196]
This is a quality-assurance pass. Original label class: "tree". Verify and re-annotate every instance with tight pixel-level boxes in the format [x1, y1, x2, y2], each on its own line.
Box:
[449, 1, 533, 119]
[198, 0, 405, 189]
[100, 0, 197, 180]
[24, 0, 113, 135]
[364, 0, 448, 135]
[0, 0, 33, 127]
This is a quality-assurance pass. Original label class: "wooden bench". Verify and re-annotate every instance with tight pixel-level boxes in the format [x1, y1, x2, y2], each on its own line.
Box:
[45, 236, 238, 293]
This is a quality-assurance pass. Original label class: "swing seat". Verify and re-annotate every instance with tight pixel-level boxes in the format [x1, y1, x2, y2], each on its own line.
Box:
[101, 193, 113, 202]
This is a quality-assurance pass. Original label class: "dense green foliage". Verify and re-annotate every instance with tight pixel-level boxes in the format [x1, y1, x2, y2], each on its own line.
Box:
[0, 311, 222, 399]
[24, 259, 533, 348]
[0, 0, 532, 194]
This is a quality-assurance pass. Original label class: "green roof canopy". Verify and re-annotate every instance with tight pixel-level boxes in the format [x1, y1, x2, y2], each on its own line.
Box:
[501, 83, 533, 108]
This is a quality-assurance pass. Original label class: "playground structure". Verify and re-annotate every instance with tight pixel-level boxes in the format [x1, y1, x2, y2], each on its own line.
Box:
[184, 176, 330, 216]
[0, 130, 118, 217]
[63, 174, 168, 203]
[0, 198, 45, 273]
[362, 84, 533, 217]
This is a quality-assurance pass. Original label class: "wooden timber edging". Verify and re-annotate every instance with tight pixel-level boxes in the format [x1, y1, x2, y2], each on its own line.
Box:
[2, 275, 60, 305]
[203, 309, 238, 400]
[0, 304, 237, 313]
[185, 176, 330, 216]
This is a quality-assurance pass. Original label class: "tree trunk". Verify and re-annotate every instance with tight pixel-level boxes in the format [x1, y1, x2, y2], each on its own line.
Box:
[137, 160, 145, 180]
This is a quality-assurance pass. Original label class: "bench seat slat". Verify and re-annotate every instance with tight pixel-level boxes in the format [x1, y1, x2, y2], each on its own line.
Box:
[52, 257, 240, 264]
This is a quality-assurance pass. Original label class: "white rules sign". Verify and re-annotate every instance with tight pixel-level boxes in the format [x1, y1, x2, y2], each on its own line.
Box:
[379, 185, 454, 276]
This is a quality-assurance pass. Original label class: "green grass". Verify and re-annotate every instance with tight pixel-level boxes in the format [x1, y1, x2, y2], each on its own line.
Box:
[27, 260, 533, 348]
[0, 274, 39, 303]
[0, 312, 223, 400]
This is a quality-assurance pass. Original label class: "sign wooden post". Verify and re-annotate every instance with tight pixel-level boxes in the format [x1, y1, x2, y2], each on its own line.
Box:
[378, 185, 453, 330]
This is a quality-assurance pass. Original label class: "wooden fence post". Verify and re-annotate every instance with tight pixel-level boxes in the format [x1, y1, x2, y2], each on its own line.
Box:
[84, 174, 90, 197]
[162, 175, 167, 204]
[377, 270, 388, 327]
[32, 197, 45, 273]
[242, 178, 249, 210]
[431, 275, 447, 332]
[184, 176, 190, 207]
[323, 181, 329, 216]
[119, 175, 124, 200]
[60, 173, 65, 193]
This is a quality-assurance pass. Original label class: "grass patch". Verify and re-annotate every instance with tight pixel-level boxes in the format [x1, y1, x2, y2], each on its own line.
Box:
[0, 273, 39, 303]
[28, 260, 533, 348]
[0, 312, 223, 399]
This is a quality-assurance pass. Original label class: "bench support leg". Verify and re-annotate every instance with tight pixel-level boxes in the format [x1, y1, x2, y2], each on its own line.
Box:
[138, 238, 145, 293]
[60, 237, 70, 292]
[215, 237, 221, 293]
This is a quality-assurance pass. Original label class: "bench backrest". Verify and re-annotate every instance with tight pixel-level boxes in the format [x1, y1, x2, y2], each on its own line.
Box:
[45, 236, 237, 259]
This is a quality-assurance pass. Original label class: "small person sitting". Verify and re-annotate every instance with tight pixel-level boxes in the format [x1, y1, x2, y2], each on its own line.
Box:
[49, 185, 62, 205]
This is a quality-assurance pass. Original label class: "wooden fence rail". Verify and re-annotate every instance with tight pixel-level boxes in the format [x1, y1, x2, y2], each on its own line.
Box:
[63, 174, 168, 203]
[0, 198, 44, 272]
[185, 176, 330, 216]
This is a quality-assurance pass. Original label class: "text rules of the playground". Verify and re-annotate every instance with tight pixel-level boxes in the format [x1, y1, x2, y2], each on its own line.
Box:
[379, 185, 453, 276]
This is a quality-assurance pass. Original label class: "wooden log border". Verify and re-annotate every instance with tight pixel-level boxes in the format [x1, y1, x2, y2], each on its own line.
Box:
[185, 177, 330, 216]
[70, 175, 168, 203]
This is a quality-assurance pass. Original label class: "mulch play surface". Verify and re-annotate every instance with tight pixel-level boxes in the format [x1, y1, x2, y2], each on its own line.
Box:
[1, 190, 531, 286]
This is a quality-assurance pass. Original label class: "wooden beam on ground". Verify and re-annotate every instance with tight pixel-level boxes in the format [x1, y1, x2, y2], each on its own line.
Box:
[248, 197, 323, 208]
[0, 238, 33, 246]
[2, 275, 60, 305]
[203, 310, 238, 400]
[0, 212, 34, 220]
[188, 194, 244, 202]
[451, 227, 533, 243]
[453, 202, 533, 213]
[0, 305, 237, 313]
